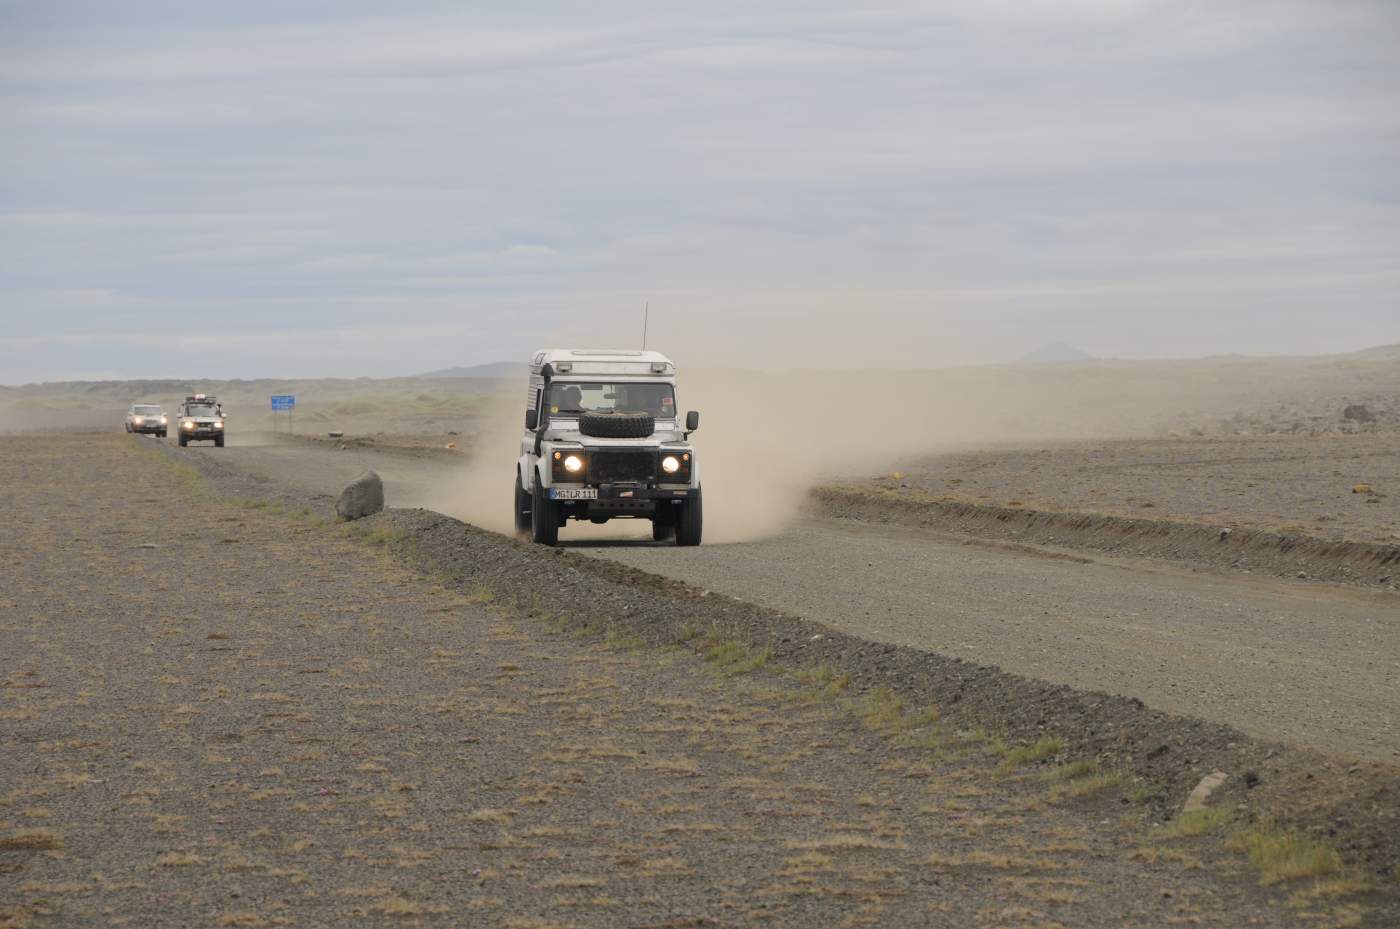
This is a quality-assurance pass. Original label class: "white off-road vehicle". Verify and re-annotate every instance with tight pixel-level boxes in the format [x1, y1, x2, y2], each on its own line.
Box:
[175, 394, 226, 447]
[516, 349, 701, 546]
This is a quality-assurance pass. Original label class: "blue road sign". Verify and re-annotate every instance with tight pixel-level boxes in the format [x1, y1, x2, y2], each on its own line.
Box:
[271, 395, 296, 411]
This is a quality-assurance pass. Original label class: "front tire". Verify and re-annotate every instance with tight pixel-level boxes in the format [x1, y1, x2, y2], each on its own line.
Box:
[215, 435, 224, 448]
[675, 490, 703, 546]
[514, 472, 532, 537]
[178, 434, 188, 447]
[531, 475, 559, 546]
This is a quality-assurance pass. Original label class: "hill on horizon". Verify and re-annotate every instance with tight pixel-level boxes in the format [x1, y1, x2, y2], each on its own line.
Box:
[417, 361, 520, 380]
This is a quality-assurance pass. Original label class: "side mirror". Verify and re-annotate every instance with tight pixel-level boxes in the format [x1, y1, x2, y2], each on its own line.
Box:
[685, 410, 700, 431]
[525, 409, 539, 430]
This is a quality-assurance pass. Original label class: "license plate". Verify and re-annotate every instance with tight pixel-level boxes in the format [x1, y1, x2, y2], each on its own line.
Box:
[549, 488, 598, 500]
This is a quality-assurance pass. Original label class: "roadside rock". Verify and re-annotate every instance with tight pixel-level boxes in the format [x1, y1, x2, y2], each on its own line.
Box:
[1343, 404, 1375, 424]
[336, 471, 384, 520]
[1183, 770, 1229, 813]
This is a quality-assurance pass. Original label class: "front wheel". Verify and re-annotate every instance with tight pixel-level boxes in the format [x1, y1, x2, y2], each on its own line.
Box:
[530, 476, 559, 546]
[214, 435, 225, 448]
[178, 434, 188, 447]
[514, 473, 532, 537]
[675, 490, 703, 546]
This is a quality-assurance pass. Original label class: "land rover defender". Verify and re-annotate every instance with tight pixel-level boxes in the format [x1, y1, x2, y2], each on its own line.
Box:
[515, 349, 701, 546]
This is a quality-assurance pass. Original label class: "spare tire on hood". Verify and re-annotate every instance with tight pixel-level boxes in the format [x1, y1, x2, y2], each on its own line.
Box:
[578, 410, 655, 439]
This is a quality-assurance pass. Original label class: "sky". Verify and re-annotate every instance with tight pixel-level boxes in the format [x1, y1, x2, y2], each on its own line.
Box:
[2, 0, 1398, 382]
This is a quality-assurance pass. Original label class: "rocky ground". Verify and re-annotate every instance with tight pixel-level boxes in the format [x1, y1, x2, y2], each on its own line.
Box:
[878, 434, 1398, 545]
[3, 434, 1396, 927]
[817, 433, 1400, 591]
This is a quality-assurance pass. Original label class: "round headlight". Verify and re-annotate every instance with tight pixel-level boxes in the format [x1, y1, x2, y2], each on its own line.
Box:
[182, 420, 194, 430]
[213, 421, 223, 429]
[161, 415, 168, 423]
[133, 416, 144, 425]
[661, 455, 681, 474]
[563, 454, 583, 473]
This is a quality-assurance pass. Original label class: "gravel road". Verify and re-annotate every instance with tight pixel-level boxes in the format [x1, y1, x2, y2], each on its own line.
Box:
[185, 434, 1400, 762]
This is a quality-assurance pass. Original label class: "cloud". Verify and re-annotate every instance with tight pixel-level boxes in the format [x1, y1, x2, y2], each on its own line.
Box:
[1, 0, 1398, 380]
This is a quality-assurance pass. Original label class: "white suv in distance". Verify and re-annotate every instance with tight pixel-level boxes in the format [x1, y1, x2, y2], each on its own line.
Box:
[175, 394, 226, 447]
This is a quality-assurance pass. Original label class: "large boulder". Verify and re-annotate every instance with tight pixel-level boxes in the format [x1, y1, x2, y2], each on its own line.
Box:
[336, 471, 384, 520]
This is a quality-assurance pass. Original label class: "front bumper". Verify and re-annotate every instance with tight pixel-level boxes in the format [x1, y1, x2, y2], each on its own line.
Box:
[132, 423, 166, 434]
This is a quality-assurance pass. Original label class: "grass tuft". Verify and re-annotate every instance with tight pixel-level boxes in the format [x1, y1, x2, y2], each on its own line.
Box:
[700, 635, 771, 675]
[1159, 805, 1233, 838]
[1225, 821, 1342, 885]
[998, 737, 1065, 770]
[0, 829, 63, 850]
[793, 662, 850, 697]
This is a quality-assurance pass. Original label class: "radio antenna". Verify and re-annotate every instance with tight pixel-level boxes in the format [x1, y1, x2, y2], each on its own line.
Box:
[642, 301, 649, 350]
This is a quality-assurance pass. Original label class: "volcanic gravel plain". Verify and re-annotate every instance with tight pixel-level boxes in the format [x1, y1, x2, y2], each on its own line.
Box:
[4, 434, 1397, 927]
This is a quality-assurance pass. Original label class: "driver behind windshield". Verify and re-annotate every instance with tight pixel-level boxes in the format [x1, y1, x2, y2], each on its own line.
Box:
[548, 383, 675, 418]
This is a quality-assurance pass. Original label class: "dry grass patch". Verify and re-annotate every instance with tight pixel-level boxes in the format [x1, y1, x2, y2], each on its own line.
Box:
[1048, 770, 1122, 801]
[545, 875, 606, 889]
[927, 851, 1061, 872]
[792, 661, 851, 697]
[1225, 821, 1342, 885]
[856, 686, 939, 735]
[1159, 805, 1233, 839]
[368, 894, 447, 916]
[0, 829, 63, 850]
[787, 834, 897, 852]
[998, 737, 1065, 771]
[1286, 876, 1374, 907]
[643, 756, 700, 776]
[468, 808, 514, 825]
[155, 851, 204, 867]
[700, 635, 772, 675]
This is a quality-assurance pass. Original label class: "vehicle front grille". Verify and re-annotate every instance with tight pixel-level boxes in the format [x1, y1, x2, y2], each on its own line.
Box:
[589, 451, 655, 484]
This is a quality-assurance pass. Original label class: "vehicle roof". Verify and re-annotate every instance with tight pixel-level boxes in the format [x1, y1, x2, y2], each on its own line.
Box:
[531, 349, 674, 367]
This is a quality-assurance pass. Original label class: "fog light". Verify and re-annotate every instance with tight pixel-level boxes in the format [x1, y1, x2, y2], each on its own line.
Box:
[661, 455, 680, 474]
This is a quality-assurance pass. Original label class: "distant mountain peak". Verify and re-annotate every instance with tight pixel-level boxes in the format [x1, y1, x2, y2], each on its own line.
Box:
[1018, 343, 1094, 364]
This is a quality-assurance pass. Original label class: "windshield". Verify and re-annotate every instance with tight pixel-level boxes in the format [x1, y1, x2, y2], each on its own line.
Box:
[184, 403, 218, 417]
[133, 405, 161, 415]
[547, 382, 676, 418]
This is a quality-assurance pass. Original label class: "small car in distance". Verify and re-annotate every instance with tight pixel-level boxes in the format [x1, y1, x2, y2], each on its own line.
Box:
[124, 404, 168, 437]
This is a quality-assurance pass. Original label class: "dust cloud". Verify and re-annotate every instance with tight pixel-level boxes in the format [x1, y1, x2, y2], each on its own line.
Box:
[435, 356, 1322, 544]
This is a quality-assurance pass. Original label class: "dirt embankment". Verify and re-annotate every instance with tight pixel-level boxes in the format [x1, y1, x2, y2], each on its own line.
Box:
[821, 433, 1400, 589]
[171, 440, 1400, 898]
[813, 487, 1400, 590]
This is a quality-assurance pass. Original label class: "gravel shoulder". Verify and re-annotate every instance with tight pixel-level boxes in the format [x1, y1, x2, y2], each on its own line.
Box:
[6, 436, 1391, 927]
